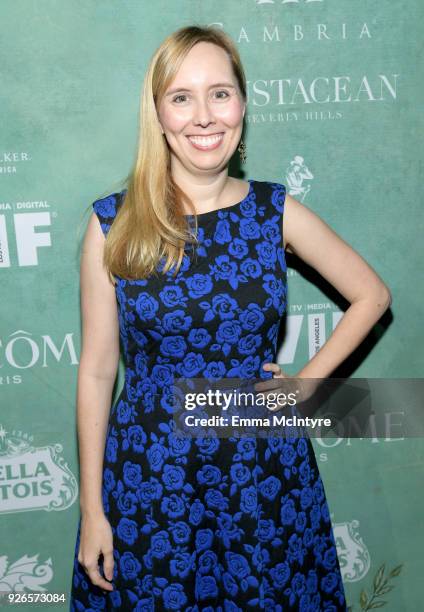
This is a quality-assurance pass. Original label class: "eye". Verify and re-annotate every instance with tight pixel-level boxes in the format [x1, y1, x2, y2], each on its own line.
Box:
[214, 90, 230, 99]
[172, 94, 188, 104]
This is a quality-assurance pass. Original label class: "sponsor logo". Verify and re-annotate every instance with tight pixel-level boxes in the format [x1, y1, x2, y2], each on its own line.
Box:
[0, 553, 54, 593]
[0, 209, 52, 268]
[0, 152, 31, 175]
[0, 425, 78, 514]
[286, 155, 313, 202]
[277, 307, 343, 362]
[1, 330, 78, 372]
[334, 518, 371, 582]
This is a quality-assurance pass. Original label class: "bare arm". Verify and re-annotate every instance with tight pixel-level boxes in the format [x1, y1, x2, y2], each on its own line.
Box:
[77, 212, 120, 516]
[282, 194, 392, 378]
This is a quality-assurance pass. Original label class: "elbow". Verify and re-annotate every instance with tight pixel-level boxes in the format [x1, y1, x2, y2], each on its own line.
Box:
[352, 285, 392, 311]
[377, 286, 392, 310]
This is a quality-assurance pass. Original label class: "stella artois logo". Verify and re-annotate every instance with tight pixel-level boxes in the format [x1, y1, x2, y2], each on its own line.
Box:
[0, 424, 78, 514]
[334, 519, 371, 582]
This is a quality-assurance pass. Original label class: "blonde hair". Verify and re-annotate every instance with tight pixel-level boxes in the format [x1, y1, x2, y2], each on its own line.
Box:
[101, 25, 247, 282]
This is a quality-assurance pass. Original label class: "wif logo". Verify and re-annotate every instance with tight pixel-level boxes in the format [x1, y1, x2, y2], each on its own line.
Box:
[0, 212, 51, 267]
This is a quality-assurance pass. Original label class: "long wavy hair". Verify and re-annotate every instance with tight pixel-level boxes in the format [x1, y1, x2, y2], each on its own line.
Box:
[100, 25, 247, 283]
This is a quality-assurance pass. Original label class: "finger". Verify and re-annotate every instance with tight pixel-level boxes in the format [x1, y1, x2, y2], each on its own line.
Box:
[255, 364, 282, 393]
[86, 565, 114, 591]
[255, 377, 282, 392]
[263, 362, 287, 380]
[255, 373, 288, 394]
[262, 362, 281, 374]
[102, 550, 115, 582]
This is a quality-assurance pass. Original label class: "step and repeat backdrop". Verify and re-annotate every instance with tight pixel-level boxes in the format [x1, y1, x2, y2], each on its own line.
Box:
[1, 1, 422, 610]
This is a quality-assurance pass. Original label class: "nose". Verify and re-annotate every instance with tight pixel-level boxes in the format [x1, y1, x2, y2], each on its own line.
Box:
[192, 96, 215, 127]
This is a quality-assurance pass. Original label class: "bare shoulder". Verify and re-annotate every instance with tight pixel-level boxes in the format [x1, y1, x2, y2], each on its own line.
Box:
[79, 212, 120, 378]
[282, 192, 343, 257]
[282, 193, 391, 304]
[82, 212, 117, 293]
[282, 193, 315, 254]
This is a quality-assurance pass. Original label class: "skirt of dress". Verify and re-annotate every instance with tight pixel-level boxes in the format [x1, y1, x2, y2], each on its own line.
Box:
[70, 430, 348, 611]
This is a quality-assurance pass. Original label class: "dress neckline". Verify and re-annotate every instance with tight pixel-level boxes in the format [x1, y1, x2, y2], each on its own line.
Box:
[184, 179, 253, 220]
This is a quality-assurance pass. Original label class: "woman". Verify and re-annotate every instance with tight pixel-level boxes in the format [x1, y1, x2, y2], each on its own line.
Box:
[70, 25, 391, 611]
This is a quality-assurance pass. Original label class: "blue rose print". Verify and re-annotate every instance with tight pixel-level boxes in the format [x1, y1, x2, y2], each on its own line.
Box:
[71, 180, 347, 611]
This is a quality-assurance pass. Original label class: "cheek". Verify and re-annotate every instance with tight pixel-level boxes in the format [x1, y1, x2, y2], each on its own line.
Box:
[159, 107, 189, 131]
[215, 100, 244, 126]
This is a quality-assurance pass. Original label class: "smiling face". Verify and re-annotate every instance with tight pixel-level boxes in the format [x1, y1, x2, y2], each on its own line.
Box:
[157, 41, 246, 177]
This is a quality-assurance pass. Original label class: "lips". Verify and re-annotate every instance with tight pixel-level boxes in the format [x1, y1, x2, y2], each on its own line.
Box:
[186, 133, 224, 150]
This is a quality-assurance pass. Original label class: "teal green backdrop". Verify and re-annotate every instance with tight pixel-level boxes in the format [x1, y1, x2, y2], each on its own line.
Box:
[1, 1, 423, 610]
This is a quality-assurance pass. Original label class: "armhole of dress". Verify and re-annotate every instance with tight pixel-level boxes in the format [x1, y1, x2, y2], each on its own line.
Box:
[280, 183, 287, 252]
[269, 182, 288, 279]
[92, 191, 124, 238]
[268, 181, 286, 248]
[92, 200, 107, 237]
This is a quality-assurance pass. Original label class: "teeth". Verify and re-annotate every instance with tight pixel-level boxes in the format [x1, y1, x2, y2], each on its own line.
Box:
[188, 134, 223, 146]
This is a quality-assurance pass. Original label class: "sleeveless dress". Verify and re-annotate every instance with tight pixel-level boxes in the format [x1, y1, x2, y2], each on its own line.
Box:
[70, 179, 347, 611]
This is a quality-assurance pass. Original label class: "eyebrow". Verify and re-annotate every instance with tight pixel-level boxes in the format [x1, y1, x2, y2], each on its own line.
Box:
[165, 82, 237, 96]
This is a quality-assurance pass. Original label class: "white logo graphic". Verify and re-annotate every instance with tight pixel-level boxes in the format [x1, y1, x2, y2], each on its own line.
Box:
[1, 330, 79, 369]
[334, 519, 371, 582]
[0, 554, 53, 592]
[0, 212, 51, 267]
[0, 152, 31, 176]
[277, 308, 343, 363]
[0, 425, 78, 514]
[286, 156, 314, 202]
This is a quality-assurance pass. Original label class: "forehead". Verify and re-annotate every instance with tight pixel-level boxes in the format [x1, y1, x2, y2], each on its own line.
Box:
[170, 42, 235, 84]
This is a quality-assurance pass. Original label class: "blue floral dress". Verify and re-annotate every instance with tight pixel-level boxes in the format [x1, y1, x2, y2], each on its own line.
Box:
[70, 179, 347, 611]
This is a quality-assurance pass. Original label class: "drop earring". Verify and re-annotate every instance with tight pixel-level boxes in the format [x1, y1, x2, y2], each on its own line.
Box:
[238, 139, 247, 164]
